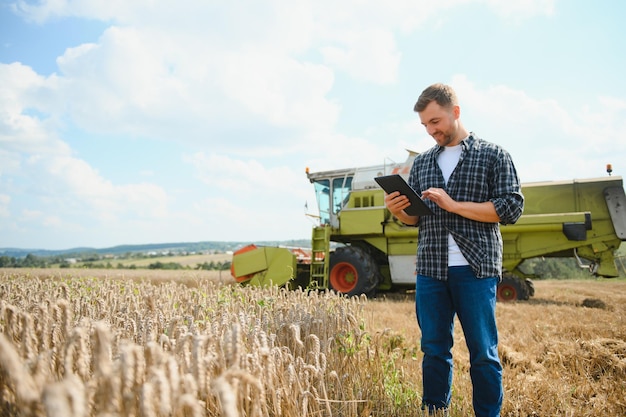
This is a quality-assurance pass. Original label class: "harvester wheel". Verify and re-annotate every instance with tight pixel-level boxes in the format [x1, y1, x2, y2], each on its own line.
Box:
[525, 278, 535, 297]
[497, 274, 530, 302]
[329, 246, 379, 297]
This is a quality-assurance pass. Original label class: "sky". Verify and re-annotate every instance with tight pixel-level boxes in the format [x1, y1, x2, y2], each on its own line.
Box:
[1, 0, 625, 250]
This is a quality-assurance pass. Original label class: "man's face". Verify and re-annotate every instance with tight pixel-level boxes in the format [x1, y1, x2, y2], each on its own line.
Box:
[418, 100, 460, 147]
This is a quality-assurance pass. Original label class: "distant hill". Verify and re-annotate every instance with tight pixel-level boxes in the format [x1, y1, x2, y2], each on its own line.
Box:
[0, 239, 311, 259]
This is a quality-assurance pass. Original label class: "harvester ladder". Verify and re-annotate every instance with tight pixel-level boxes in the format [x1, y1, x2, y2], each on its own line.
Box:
[310, 225, 331, 289]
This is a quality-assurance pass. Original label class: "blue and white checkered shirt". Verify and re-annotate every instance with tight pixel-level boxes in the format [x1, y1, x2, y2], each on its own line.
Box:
[408, 133, 524, 281]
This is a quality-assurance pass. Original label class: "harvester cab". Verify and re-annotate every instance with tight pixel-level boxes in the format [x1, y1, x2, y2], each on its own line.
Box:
[306, 152, 417, 227]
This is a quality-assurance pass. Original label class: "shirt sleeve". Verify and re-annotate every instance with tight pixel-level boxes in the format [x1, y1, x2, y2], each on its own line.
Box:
[490, 149, 525, 225]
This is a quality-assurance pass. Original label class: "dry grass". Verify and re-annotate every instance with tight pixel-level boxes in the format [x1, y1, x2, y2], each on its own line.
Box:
[0, 269, 625, 416]
[0, 267, 236, 285]
[366, 280, 626, 416]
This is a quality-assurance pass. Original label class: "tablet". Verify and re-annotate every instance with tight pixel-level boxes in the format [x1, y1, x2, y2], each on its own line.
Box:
[374, 174, 434, 216]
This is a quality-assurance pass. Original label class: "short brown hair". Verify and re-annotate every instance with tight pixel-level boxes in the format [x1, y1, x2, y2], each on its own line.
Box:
[414, 83, 458, 112]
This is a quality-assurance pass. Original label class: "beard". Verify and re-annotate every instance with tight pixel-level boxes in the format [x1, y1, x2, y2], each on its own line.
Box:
[433, 130, 457, 146]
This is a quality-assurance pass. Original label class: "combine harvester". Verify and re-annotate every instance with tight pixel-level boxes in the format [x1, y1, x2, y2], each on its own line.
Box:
[231, 152, 626, 301]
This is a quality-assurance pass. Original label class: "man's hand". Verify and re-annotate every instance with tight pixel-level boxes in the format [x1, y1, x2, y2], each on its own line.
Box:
[384, 191, 419, 226]
[422, 187, 500, 223]
[421, 188, 455, 211]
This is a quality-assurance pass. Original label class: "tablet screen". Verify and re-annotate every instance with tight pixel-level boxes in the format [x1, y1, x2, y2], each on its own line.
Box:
[374, 174, 434, 216]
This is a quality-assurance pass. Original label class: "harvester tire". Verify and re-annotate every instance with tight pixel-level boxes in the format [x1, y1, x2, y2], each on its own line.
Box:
[329, 246, 379, 297]
[497, 274, 530, 302]
[525, 278, 535, 297]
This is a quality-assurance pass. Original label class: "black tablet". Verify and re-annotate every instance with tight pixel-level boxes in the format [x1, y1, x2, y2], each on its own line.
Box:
[374, 174, 434, 216]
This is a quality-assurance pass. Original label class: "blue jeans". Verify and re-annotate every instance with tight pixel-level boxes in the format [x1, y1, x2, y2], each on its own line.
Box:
[416, 266, 502, 417]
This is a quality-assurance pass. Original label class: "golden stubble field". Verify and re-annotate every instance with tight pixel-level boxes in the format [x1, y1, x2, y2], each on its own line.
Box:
[0, 268, 625, 416]
[367, 279, 626, 416]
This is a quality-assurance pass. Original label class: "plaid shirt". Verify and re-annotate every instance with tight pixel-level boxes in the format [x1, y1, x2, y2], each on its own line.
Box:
[408, 133, 524, 281]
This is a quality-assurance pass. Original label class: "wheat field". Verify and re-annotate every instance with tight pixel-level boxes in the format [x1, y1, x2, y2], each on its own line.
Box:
[0, 268, 624, 416]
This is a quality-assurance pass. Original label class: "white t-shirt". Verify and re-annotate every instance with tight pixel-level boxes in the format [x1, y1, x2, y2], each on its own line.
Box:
[437, 144, 469, 267]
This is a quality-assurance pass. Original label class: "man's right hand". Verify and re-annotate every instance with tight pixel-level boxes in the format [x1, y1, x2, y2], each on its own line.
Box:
[384, 191, 419, 226]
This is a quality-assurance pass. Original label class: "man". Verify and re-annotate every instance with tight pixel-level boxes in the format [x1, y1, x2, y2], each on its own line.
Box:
[384, 83, 524, 416]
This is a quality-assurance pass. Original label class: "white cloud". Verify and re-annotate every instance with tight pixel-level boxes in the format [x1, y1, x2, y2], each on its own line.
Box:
[320, 28, 401, 84]
[46, 23, 341, 148]
[450, 75, 624, 181]
[187, 152, 305, 196]
[484, 0, 556, 19]
[216, 50, 338, 130]
[0, 63, 67, 155]
[0, 58, 170, 225]
[10, 0, 556, 130]
[0, 194, 10, 217]
[13, 0, 139, 23]
[31, 154, 169, 220]
[18, 208, 61, 228]
[7, 0, 559, 153]
[182, 151, 320, 240]
[576, 96, 626, 148]
[0, 149, 172, 247]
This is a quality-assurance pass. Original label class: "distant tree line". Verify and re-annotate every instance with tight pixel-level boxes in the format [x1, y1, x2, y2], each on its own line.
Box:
[70, 260, 232, 271]
[0, 254, 58, 268]
[0, 254, 231, 271]
[521, 258, 590, 279]
[520, 256, 625, 279]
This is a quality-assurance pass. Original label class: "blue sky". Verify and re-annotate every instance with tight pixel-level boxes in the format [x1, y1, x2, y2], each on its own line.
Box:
[1, 0, 625, 250]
